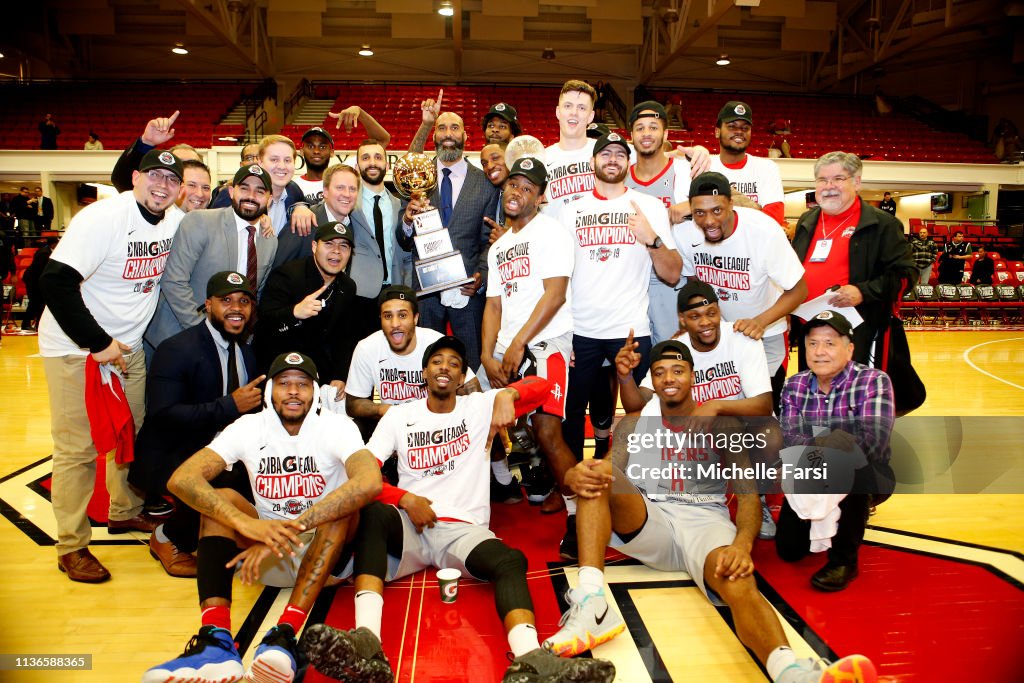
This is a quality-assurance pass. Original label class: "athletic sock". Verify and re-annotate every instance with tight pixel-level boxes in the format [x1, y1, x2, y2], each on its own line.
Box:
[201, 605, 231, 632]
[563, 495, 577, 515]
[766, 646, 797, 681]
[154, 523, 170, 544]
[577, 565, 604, 595]
[277, 604, 307, 634]
[355, 590, 384, 640]
[491, 459, 513, 485]
[507, 623, 540, 658]
[593, 435, 610, 459]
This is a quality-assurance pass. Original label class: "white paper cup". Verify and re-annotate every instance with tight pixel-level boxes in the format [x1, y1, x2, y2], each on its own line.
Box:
[436, 568, 461, 603]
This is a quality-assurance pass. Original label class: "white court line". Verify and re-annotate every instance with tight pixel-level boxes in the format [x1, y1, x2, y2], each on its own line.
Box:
[962, 336, 1024, 391]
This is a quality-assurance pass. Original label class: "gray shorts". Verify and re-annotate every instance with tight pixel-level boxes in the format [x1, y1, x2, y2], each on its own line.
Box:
[611, 496, 736, 603]
[258, 529, 354, 588]
[388, 513, 497, 581]
[763, 333, 786, 375]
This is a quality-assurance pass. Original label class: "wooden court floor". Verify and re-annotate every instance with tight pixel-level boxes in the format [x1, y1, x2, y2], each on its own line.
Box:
[0, 330, 1021, 683]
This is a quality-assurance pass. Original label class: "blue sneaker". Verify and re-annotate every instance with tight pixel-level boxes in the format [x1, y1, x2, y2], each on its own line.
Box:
[247, 624, 298, 683]
[142, 625, 243, 683]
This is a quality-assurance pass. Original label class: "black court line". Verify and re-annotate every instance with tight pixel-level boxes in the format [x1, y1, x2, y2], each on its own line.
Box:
[0, 454, 52, 482]
[235, 586, 282, 657]
[867, 524, 1024, 560]
[863, 539, 1024, 590]
[25, 474, 138, 545]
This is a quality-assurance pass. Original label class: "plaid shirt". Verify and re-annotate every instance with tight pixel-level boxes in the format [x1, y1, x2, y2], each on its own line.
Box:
[909, 236, 938, 270]
[780, 361, 895, 463]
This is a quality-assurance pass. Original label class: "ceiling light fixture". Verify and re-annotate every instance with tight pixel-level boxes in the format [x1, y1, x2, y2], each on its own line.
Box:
[716, 54, 730, 66]
[358, 45, 374, 56]
[0, 53, 5, 59]
[542, 47, 556, 60]
[172, 44, 188, 55]
[438, 1, 454, 17]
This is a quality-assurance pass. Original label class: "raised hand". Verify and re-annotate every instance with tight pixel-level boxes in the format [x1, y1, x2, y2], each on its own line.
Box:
[421, 89, 444, 124]
[231, 374, 266, 414]
[141, 110, 180, 147]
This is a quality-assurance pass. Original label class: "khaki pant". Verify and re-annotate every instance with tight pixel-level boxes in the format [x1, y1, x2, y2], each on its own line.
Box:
[43, 351, 147, 556]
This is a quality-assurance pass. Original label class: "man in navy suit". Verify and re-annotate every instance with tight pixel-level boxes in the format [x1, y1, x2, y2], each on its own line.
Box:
[401, 98, 500, 370]
[131, 271, 264, 577]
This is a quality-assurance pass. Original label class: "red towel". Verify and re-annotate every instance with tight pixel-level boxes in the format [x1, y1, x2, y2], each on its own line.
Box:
[84, 357, 135, 464]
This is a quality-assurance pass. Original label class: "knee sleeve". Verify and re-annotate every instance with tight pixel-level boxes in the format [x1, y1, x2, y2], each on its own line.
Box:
[465, 539, 532, 619]
[197, 536, 241, 604]
[353, 502, 403, 579]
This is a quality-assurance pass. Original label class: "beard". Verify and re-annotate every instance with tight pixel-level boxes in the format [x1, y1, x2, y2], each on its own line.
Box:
[208, 312, 251, 343]
[232, 198, 267, 222]
[434, 136, 465, 163]
[359, 164, 384, 185]
[595, 164, 627, 184]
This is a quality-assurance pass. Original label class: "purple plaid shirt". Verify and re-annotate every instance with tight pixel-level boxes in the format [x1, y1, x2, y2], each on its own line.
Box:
[780, 361, 895, 463]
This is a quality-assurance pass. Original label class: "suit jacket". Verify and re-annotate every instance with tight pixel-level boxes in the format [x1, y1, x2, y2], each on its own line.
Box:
[145, 207, 277, 349]
[255, 256, 358, 382]
[129, 320, 258, 492]
[36, 196, 54, 230]
[396, 160, 499, 292]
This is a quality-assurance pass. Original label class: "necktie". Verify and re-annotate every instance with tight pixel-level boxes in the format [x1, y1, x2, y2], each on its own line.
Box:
[245, 225, 258, 287]
[440, 168, 453, 226]
[226, 341, 240, 393]
[496, 190, 505, 224]
[373, 195, 388, 279]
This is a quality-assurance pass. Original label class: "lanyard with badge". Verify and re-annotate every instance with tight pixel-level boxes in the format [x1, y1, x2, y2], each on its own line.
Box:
[810, 215, 850, 263]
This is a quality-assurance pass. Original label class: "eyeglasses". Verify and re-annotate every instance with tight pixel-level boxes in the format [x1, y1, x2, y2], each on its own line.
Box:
[814, 175, 851, 186]
[320, 241, 351, 253]
[242, 155, 259, 163]
[145, 169, 182, 187]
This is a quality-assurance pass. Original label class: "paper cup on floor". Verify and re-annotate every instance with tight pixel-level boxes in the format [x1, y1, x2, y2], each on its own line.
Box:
[437, 568, 461, 603]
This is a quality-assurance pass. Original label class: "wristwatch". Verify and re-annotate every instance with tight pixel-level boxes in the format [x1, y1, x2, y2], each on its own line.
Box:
[647, 236, 663, 249]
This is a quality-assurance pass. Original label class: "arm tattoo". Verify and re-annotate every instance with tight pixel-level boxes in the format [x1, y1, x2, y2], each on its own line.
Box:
[409, 121, 432, 154]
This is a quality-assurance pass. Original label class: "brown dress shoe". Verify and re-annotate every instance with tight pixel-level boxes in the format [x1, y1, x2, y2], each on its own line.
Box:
[107, 513, 159, 534]
[540, 491, 566, 514]
[58, 549, 111, 583]
[149, 534, 197, 578]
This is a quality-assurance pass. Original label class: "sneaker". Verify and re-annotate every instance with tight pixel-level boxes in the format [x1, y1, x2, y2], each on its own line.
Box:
[759, 496, 776, 540]
[299, 624, 393, 683]
[144, 495, 175, 517]
[543, 588, 625, 657]
[522, 463, 555, 505]
[247, 624, 297, 683]
[491, 474, 524, 504]
[142, 626, 244, 683]
[775, 655, 877, 683]
[503, 647, 615, 683]
[558, 515, 578, 561]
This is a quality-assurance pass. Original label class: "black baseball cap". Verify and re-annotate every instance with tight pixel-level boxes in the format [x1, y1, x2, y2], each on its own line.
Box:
[650, 339, 694, 366]
[313, 220, 354, 245]
[507, 156, 547, 190]
[206, 271, 255, 299]
[422, 335, 467, 369]
[586, 122, 611, 139]
[302, 126, 334, 147]
[378, 285, 418, 313]
[804, 310, 854, 339]
[677, 280, 719, 312]
[483, 103, 522, 136]
[268, 351, 319, 382]
[593, 131, 631, 156]
[629, 100, 668, 126]
[138, 149, 184, 180]
[717, 101, 752, 125]
[689, 171, 732, 200]
[233, 163, 272, 191]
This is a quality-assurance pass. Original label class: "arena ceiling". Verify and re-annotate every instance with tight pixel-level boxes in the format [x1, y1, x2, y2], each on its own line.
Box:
[3, 0, 1020, 93]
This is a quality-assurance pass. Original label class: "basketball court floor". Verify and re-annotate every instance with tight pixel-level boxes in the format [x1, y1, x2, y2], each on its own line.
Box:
[1, 330, 1021, 683]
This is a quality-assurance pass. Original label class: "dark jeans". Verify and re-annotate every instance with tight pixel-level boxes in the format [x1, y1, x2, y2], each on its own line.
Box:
[417, 291, 485, 371]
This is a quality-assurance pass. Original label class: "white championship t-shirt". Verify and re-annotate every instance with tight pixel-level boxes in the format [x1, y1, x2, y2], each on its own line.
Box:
[486, 213, 575, 348]
[208, 404, 365, 521]
[292, 175, 324, 207]
[367, 390, 500, 526]
[347, 327, 476, 405]
[678, 206, 804, 337]
[557, 188, 676, 339]
[625, 157, 693, 286]
[542, 140, 596, 213]
[38, 191, 183, 356]
[709, 155, 784, 216]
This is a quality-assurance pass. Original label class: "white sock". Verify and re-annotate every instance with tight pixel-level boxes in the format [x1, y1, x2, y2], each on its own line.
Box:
[354, 590, 384, 640]
[507, 623, 540, 657]
[491, 459, 513, 485]
[564, 496, 577, 515]
[766, 646, 797, 681]
[154, 524, 170, 544]
[577, 565, 604, 595]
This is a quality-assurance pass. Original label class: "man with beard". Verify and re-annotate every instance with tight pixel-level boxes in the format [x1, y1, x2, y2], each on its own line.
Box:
[709, 101, 787, 228]
[146, 164, 277, 352]
[625, 100, 695, 343]
[257, 221, 358, 399]
[482, 102, 521, 146]
[401, 101, 499, 371]
[145, 352, 384, 683]
[131, 272, 263, 578]
[38, 149, 185, 582]
[175, 160, 213, 214]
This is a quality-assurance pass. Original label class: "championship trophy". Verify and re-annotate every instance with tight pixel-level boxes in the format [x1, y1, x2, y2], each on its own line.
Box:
[392, 153, 474, 296]
[505, 135, 546, 168]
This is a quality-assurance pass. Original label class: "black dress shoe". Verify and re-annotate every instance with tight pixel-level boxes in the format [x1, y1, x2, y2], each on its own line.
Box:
[811, 563, 858, 591]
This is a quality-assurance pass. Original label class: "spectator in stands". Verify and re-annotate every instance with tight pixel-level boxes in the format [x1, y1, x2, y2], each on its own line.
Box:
[0, 226, 15, 294]
[11, 187, 34, 235]
[21, 236, 59, 331]
[110, 111, 202, 193]
[664, 92, 687, 130]
[593, 80, 609, 124]
[482, 102, 521, 146]
[175, 160, 212, 214]
[938, 230, 973, 284]
[992, 118, 1021, 162]
[28, 187, 54, 232]
[970, 246, 995, 285]
[879, 191, 897, 216]
[768, 117, 791, 159]
[909, 227, 938, 285]
[39, 113, 60, 149]
[84, 132, 103, 151]
[792, 151, 916, 369]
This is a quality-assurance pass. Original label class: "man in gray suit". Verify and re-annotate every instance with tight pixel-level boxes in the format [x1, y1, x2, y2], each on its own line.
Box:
[401, 102, 500, 370]
[145, 165, 277, 352]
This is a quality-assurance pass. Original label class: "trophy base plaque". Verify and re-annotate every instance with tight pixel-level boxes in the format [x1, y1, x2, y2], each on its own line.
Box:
[415, 251, 475, 296]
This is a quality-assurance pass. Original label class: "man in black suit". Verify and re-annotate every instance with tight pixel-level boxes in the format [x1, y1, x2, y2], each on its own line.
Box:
[401, 99, 500, 370]
[29, 187, 55, 231]
[130, 271, 264, 577]
[257, 221, 358, 399]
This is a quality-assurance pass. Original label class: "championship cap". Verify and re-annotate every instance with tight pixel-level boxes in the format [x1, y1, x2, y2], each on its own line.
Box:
[313, 220, 354, 245]
[593, 131, 631, 156]
[302, 126, 334, 147]
[629, 100, 668, 126]
[378, 285, 418, 313]
[483, 103, 522, 136]
[586, 122, 611, 139]
[206, 271, 255, 299]
[138, 149, 184, 181]
[688, 171, 733, 200]
[422, 335, 467, 370]
[649, 339, 694, 366]
[677, 280, 719, 312]
[803, 310, 854, 339]
[507, 156, 548, 189]
[233, 163, 272, 191]
[268, 351, 319, 382]
[717, 101, 753, 125]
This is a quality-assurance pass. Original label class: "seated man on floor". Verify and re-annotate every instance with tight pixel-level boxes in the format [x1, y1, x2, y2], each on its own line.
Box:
[300, 335, 615, 683]
[144, 352, 383, 683]
[546, 340, 877, 683]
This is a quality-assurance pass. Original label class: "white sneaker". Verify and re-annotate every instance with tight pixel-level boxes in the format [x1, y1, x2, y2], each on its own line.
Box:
[775, 655, 877, 683]
[542, 588, 625, 657]
[759, 496, 777, 540]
